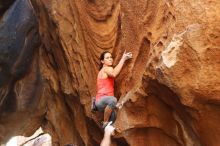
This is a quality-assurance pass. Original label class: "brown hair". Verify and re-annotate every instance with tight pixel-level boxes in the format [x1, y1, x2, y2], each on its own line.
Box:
[99, 51, 111, 70]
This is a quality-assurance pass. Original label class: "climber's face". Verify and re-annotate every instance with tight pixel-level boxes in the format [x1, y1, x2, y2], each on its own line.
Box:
[102, 52, 113, 66]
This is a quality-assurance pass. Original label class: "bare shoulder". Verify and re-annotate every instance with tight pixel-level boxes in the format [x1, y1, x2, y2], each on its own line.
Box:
[103, 66, 115, 77]
[103, 66, 113, 72]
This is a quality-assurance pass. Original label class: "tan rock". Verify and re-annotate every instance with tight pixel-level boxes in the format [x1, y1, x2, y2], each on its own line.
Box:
[0, 0, 219, 146]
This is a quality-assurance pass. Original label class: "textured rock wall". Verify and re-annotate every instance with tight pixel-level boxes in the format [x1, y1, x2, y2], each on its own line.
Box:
[0, 0, 220, 146]
[0, 0, 42, 144]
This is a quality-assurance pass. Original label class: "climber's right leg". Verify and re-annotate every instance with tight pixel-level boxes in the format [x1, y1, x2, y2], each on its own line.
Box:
[103, 106, 113, 123]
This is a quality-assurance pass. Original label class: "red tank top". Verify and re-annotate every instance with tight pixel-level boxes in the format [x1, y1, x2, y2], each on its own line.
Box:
[96, 77, 114, 101]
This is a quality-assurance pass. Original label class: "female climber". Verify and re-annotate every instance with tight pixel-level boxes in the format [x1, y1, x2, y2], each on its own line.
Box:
[95, 50, 132, 128]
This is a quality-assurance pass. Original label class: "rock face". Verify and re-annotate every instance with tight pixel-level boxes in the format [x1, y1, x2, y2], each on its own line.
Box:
[0, 0, 42, 144]
[0, 0, 220, 146]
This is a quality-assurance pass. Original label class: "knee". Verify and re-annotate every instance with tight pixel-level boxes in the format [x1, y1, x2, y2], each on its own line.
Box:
[108, 97, 117, 109]
[113, 97, 117, 104]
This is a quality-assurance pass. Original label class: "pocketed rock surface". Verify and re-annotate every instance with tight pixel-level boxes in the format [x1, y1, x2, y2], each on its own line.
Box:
[0, 0, 219, 145]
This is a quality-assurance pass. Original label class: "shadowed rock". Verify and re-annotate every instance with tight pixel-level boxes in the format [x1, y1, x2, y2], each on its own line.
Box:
[0, 0, 42, 144]
[0, 0, 15, 17]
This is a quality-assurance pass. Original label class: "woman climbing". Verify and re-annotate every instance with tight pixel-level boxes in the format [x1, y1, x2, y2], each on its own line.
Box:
[95, 50, 132, 128]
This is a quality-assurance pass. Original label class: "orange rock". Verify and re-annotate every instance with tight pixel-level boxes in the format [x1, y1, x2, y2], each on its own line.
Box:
[1, 0, 219, 145]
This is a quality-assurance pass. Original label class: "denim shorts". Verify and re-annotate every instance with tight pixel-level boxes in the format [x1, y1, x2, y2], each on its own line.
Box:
[95, 96, 117, 112]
